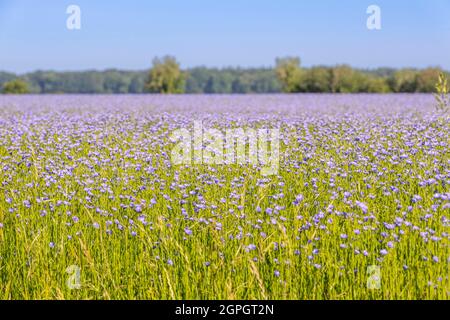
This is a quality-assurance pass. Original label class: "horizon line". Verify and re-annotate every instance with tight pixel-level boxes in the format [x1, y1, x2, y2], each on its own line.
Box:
[2, 63, 448, 76]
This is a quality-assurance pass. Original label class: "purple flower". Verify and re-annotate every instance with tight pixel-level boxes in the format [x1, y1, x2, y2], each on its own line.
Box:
[184, 227, 192, 235]
[384, 223, 395, 230]
[293, 194, 303, 205]
[274, 270, 280, 277]
[167, 259, 173, 266]
[356, 201, 368, 214]
[380, 249, 388, 256]
[49, 242, 55, 248]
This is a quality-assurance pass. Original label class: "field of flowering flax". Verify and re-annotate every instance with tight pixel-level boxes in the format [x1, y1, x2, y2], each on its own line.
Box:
[0, 94, 448, 300]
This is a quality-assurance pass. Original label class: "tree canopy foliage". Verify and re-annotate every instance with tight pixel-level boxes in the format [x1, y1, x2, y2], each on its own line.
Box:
[145, 56, 185, 94]
[275, 57, 302, 93]
[1, 57, 447, 94]
[2, 79, 29, 94]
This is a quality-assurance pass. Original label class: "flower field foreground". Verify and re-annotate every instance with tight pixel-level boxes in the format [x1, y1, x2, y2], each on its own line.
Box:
[0, 94, 448, 299]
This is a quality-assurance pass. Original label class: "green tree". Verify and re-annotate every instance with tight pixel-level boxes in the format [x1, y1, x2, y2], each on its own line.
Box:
[416, 68, 442, 93]
[185, 67, 211, 93]
[302, 66, 332, 92]
[2, 79, 29, 94]
[204, 71, 233, 93]
[145, 56, 185, 94]
[0, 72, 16, 88]
[366, 77, 391, 93]
[388, 69, 418, 92]
[103, 70, 131, 93]
[31, 71, 60, 93]
[275, 57, 302, 93]
[331, 65, 363, 93]
[129, 74, 147, 93]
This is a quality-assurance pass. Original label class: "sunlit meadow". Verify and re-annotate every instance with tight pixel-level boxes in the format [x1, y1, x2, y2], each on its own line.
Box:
[0, 94, 448, 299]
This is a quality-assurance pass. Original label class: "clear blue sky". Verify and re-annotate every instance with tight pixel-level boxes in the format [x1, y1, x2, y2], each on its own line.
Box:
[1, 0, 449, 73]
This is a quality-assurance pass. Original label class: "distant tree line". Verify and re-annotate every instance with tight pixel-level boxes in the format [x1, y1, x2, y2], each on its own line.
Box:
[1, 56, 448, 94]
[274, 57, 448, 94]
